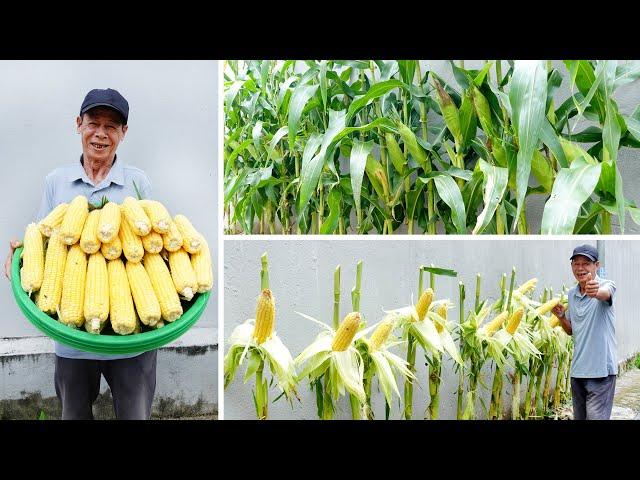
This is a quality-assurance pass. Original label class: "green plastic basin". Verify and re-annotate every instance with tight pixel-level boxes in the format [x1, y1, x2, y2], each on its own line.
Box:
[11, 247, 211, 354]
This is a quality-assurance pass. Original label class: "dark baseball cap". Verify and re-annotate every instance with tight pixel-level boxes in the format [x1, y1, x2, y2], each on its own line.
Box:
[570, 244, 598, 262]
[80, 88, 129, 124]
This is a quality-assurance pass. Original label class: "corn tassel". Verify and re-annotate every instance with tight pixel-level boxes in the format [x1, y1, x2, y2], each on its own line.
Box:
[332, 312, 360, 351]
[97, 202, 121, 243]
[59, 195, 89, 245]
[20, 223, 44, 293]
[84, 252, 109, 333]
[59, 245, 87, 328]
[38, 203, 68, 237]
[253, 289, 275, 344]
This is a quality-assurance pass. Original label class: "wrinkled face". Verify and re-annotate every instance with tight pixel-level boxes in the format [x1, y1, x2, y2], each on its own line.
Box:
[571, 255, 599, 283]
[76, 107, 128, 163]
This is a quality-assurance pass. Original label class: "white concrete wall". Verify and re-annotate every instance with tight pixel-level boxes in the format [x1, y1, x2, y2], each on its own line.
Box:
[223, 239, 640, 419]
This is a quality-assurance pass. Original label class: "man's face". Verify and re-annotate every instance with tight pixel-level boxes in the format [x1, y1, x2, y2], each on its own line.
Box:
[571, 255, 599, 283]
[76, 107, 128, 163]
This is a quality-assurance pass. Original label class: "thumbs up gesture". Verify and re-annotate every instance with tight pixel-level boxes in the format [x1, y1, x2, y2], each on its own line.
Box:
[585, 272, 599, 298]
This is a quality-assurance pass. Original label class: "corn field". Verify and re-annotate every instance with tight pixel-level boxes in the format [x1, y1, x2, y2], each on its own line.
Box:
[224, 254, 574, 420]
[224, 60, 640, 235]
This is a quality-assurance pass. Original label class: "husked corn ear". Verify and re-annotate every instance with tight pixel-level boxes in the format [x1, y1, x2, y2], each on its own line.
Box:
[369, 314, 396, 351]
[97, 202, 121, 243]
[37, 232, 68, 314]
[168, 249, 198, 301]
[20, 223, 44, 293]
[38, 203, 68, 237]
[119, 214, 144, 263]
[415, 288, 434, 321]
[80, 210, 101, 254]
[122, 196, 151, 236]
[253, 289, 275, 344]
[59, 195, 89, 245]
[84, 253, 109, 334]
[154, 320, 165, 329]
[107, 259, 137, 335]
[101, 235, 122, 260]
[332, 312, 361, 351]
[506, 307, 524, 335]
[162, 220, 183, 252]
[191, 236, 213, 293]
[139, 199, 171, 234]
[59, 245, 87, 328]
[549, 315, 561, 328]
[143, 253, 183, 322]
[126, 261, 161, 326]
[173, 214, 202, 254]
[435, 303, 448, 333]
[535, 298, 560, 317]
[483, 311, 509, 336]
[515, 278, 538, 296]
[141, 231, 163, 254]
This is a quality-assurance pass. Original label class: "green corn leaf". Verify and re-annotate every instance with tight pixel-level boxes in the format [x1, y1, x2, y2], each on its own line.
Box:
[350, 139, 374, 223]
[397, 60, 417, 85]
[614, 60, 640, 90]
[628, 206, 640, 226]
[539, 119, 568, 168]
[459, 91, 477, 150]
[472, 160, 508, 234]
[397, 121, 430, 171]
[277, 76, 299, 112]
[406, 181, 426, 223]
[625, 116, 640, 141]
[296, 132, 324, 212]
[251, 120, 263, 153]
[266, 126, 289, 163]
[346, 79, 405, 124]
[603, 99, 621, 163]
[421, 265, 458, 277]
[288, 83, 319, 150]
[320, 188, 342, 234]
[319, 60, 328, 111]
[432, 173, 467, 234]
[474, 61, 494, 87]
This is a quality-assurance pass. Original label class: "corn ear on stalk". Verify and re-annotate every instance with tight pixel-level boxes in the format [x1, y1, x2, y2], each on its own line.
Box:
[119, 214, 144, 263]
[84, 253, 109, 334]
[535, 298, 560, 317]
[332, 312, 361, 351]
[97, 202, 121, 243]
[506, 307, 524, 335]
[59, 195, 89, 245]
[139, 199, 171, 234]
[415, 288, 434, 321]
[252, 289, 275, 344]
[168, 249, 198, 301]
[141, 231, 163, 254]
[101, 235, 122, 260]
[162, 220, 183, 252]
[369, 314, 395, 351]
[107, 259, 137, 335]
[126, 261, 161, 326]
[548, 314, 561, 328]
[80, 210, 101, 254]
[173, 214, 202, 254]
[122, 196, 151, 236]
[38, 203, 68, 237]
[59, 245, 87, 328]
[37, 232, 68, 314]
[515, 278, 538, 296]
[143, 252, 183, 322]
[435, 303, 448, 333]
[191, 236, 213, 293]
[483, 311, 509, 336]
[20, 223, 44, 293]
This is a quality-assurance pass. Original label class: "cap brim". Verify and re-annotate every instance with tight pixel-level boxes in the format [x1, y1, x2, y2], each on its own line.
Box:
[80, 103, 127, 122]
[570, 253, 597, 262]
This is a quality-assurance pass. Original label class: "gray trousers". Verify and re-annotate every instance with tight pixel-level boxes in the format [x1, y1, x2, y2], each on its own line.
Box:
[54, 350, 157, 420]
[570, 375, 617, 420]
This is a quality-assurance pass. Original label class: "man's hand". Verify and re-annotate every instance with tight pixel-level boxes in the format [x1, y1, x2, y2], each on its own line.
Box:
[585, 272, 599, 298]
[4, 238, 22, 280]
[552, 303, 566, 318]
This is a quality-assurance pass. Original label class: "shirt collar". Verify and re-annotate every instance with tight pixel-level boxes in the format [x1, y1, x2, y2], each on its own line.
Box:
[68, 154, 125, 186]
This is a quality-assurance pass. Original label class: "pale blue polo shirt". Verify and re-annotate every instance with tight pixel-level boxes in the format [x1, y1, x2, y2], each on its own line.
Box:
[35, 155, 152, 361]
[565, 275, 617, 378]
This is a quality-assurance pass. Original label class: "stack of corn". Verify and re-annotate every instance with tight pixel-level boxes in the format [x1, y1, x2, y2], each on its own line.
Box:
[19, 195, 213, 335]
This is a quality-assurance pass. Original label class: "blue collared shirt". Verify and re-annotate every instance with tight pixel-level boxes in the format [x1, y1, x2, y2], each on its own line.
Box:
[36, 156, 152, 360]
[566, 275, 617, 378]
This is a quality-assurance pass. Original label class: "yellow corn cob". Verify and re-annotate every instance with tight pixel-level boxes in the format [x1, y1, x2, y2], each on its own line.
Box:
[80, 210, 101, 254]
[141, 231, 164, 254]
[515, 278, 538, 296]
[59, 245, 87, 328]
[20, 223, 44, 293]
[173, 214, 202, 254]
[139, 199, 171, 234]
[168, 249, 198, 301]
[191, 236, 213, 293]
[84, 253, 109, 334]
[549, 314, 561, 328]
[59, 195, 89, 245]
[101, 235, 122, 260]
[119, 213, 144, 263]
[535, 298, 560, 317]
[435, 303, 448, 333]
[126, 261, 161, 326]
[369, 314, 396, 351]
[97, 202, 121, 243]
[154, 320, 165, 329]
[162, 220, 183, 252]
[415, 288, 434, 321]
[38, 203, 68, 237]
[143, 252, 183, 322]
[506, 307, 524, 335]
[122, 196, 151, 236]
[483, 311, 509, 336]
[332, 312, 361, 351]
[253, 289, 275, 344]
[107, 259, 137, 335]
[37, 231, 68, 314]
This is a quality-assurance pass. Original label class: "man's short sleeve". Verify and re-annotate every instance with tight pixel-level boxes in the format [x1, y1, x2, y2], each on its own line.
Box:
[35, 175, 54, 222]
[602, 279, 616, 307]
[140, 174, 152, 199]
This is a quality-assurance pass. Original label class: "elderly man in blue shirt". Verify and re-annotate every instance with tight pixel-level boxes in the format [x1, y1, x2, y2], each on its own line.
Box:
[552, 244, 617, 420]
[4, 88, 157, 420]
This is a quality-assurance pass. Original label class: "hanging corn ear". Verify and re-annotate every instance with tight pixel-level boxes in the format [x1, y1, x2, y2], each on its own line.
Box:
[174, 214, 202, 254]
[139, 199, 171, 233]
[97, 202, 121, 243]
[515, 278, 538, 295]
[122, 196, 151, 236]
[143, 252, 183, 322]
[107, 258, 137, 335]
[415, 287, 434, 321]
[482, 311, 509, 336]
[506, 307, 524, 334]
[191, 236, 213, 293]
[253, 289, 275, 344]
[59, 245, 87, 328]
[59, 195, 89, 245]
[37, 232, 68, 314]
[168, 249, 198, 301]
[84, 252, 109, 334]
[38, 203, 68, 237]
[79, 210, 101, 254]
[101, 235, 122, 260]
[332, 312, 361, 351]
[20, 223, 44, 294]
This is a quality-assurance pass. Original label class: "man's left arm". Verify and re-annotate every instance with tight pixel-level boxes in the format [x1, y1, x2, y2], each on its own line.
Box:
[596, 279, 615, 306]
